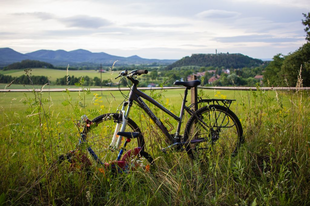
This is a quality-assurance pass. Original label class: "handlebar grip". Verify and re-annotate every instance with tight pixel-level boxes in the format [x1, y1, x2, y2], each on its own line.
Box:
[136, 70, 148, 75]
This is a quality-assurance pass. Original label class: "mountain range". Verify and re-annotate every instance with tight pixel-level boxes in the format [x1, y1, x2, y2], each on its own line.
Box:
[0, 48, 176, 67]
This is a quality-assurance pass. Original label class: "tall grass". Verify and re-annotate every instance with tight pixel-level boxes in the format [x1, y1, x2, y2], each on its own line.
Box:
[0, 85, 310, 205]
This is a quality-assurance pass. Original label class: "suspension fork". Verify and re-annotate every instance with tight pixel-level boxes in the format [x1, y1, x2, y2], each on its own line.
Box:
[110, 101, 132, 149]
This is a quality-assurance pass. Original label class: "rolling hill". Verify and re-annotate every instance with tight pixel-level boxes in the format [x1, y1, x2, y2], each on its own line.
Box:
[0, 48, 176, 67]
[166, 53, 265, 70]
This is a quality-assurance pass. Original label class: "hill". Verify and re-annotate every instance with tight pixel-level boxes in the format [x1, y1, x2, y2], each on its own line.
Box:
[165, 53, 264, 70]
[0, 48, 31, 67]
[0, 48, 176, 67]
[5, 59, 54, 70]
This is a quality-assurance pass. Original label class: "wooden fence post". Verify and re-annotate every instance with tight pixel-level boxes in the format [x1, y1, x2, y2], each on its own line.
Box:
[190, 75, 198, 111]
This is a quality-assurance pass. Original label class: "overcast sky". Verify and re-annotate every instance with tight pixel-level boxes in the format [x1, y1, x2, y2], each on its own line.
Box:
[0, 0, 309, 60]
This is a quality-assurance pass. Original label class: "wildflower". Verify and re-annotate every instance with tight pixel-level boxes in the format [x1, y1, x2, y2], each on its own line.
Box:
[221, 94, 227, 99]
[165, 98, 169, 106]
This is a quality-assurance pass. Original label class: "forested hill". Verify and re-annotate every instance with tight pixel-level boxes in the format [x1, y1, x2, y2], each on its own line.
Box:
[5, 59, 54, 70]
[165, 53, 264, 70]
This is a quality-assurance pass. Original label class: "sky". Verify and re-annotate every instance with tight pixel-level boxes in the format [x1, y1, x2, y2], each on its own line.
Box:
[0, 0, 309, 60]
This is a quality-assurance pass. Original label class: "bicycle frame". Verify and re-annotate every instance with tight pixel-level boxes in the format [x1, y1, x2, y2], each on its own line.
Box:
[110, 81, 193, 149]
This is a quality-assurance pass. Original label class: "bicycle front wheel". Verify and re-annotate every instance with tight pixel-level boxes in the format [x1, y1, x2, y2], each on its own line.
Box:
[81, 113, 153, 169]
[184, 105, 243, 160]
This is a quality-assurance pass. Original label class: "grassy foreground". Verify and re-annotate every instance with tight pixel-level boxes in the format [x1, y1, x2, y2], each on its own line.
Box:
[0, 87, 310, 205]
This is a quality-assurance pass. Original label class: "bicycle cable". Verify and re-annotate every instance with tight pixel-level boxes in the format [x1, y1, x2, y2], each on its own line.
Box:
[115, 76, 132, 111]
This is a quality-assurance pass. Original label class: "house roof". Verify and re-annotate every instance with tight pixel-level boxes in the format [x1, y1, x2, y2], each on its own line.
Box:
[208, 76, 218, 83]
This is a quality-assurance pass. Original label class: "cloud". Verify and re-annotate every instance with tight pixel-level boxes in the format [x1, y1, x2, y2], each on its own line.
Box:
[32, 12, 54, 20]
[234, 0, 310, 9]
[213, 35, 304, 43]
[1, 0, 308, 59]
[61, 15, 111, 29]
[126, 22, 189, 28]
[0, 32, 15, 36]
[13, 12, 112, 29]
[196, 9, 241, 19]
[13, 12, 54, 20]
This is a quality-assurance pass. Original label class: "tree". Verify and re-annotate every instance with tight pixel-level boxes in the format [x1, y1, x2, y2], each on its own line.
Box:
[263, 54, 285, 86]
[182, 70, 192, 81]
[281, 43, 310, 86]
[150, 70, 158, 80]
[93, 77, 101, 86]
[302, 12, 310, 42]
[6, 60, 54, 70]
[202, 72, 213, 85]
[227, 73, 240, 85]
[246, 77, 258, 86]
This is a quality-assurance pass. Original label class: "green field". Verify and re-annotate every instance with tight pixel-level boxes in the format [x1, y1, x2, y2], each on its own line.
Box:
[0, 88, 310, 205]
[0, 68, 116, 82]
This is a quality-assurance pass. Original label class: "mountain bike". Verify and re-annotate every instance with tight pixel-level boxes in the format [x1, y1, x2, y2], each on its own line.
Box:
[60, 69, 243, 174]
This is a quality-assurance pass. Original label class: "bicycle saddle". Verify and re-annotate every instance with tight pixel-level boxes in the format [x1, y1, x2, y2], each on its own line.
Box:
[174, 80, 201, 88]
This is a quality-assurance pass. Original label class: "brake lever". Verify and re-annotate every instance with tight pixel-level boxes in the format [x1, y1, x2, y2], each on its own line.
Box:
[115, 70, 128, 79]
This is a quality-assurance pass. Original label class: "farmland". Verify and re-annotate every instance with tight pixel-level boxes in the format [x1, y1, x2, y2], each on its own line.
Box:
[0, 87, 310, 205]
[0, 68, 115, 82]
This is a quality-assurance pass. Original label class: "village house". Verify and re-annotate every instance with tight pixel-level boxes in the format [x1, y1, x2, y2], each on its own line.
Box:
[254, 75, 263, 85]
[208, 76, 220, 84]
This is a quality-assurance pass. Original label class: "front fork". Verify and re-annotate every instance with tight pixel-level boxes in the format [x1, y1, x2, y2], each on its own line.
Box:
[79, 102, 132, 164]
[110, 101, 132, 156]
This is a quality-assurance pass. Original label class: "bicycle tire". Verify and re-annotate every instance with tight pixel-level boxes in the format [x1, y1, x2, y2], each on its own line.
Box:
[184, 105, 243, 160]
[81, 113, 153, 170]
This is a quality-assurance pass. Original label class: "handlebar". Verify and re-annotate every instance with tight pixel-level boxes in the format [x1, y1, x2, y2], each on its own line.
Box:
[135, 70, 148, 75]
[115, 69, 148, 79]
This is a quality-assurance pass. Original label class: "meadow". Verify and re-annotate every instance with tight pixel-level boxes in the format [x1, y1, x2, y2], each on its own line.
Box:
[0, 86, 310, 205]
[0, 68, 115, 82]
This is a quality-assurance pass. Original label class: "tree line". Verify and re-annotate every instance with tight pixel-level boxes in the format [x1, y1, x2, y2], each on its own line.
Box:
[0, 73, 49, 85]
[55, 75, 112, 86]
[3, 60, 54, 70]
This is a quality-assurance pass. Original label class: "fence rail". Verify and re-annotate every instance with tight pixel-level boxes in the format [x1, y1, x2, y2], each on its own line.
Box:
[1, 86, 310, 93]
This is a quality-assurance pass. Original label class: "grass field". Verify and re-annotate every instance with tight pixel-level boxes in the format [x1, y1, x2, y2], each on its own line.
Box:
[0, 68, 116, 82]
[0, 87, 310, 205]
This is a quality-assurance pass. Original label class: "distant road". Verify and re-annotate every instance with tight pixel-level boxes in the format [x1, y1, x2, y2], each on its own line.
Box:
[1, 86, 310, 92]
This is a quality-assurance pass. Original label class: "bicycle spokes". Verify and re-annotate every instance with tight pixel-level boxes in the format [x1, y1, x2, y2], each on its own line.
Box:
[185, 105, 243, 159]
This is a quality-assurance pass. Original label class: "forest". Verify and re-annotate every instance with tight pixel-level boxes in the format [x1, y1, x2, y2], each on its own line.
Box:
[165, 53, 264, 70]
[0, 73, 49, 85]
[3, 59, 54, 70]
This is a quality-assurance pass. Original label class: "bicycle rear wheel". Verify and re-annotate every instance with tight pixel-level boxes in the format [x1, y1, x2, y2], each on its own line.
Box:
[184, 105, 243, 160]
[81, 113, 153, 171]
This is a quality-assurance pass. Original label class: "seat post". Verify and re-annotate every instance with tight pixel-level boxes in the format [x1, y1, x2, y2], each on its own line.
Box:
[190, 75, 198, 111]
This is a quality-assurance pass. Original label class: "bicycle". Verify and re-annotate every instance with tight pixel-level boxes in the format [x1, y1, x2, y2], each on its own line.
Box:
[60, 69, 243, 174]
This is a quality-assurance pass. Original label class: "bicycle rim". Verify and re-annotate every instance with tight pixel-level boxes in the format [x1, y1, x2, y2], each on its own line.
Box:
[81, 113, 153, 171]
[184, 105, 243, 160]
